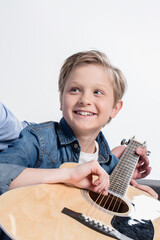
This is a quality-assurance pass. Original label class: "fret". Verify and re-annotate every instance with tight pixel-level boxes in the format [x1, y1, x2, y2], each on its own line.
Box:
[109, 137, 144, 197]
[112, 170, 133, 177]
[115, 164, 136, 172]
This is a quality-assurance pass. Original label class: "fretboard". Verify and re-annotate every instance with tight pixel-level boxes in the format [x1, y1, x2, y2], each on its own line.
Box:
[109, 138, 144, 197]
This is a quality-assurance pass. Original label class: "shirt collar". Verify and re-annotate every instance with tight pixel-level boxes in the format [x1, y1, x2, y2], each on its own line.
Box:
[57, 118, 78, 145]
[57, 117, 112, 163]
[96, 131, 111, 163]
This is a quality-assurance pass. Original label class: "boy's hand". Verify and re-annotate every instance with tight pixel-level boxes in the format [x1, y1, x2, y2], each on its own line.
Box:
[130, 179, 158, 199]
[112, 145, 158, 198]
[132, 146, 152, 179]
[66, 160, 109, 194]
[111, 145, 151, 180]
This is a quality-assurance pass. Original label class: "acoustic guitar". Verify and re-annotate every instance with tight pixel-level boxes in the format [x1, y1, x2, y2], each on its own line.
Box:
[0, 137, 160, 240]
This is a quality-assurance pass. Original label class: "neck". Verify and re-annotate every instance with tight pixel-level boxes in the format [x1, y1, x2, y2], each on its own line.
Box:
[109, 138, 144, 196]
[77, 135, 97, 153]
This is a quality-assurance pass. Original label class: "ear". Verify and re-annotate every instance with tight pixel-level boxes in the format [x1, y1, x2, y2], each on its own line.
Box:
[110, 100, 123, 119]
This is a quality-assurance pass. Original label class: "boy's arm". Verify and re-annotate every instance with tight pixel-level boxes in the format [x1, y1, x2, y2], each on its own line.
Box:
[9, 160, 109, 194]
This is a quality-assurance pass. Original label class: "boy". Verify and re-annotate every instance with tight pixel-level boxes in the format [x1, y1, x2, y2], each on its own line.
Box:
[0, 101, 151, 182]
[0, 50, 156, 197]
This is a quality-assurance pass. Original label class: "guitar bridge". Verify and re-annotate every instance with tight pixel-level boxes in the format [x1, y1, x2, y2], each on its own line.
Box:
[61, 207, 132, 240]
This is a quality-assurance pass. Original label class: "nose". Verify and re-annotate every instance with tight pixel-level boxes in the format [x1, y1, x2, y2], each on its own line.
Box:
[79, 92, 92, 106]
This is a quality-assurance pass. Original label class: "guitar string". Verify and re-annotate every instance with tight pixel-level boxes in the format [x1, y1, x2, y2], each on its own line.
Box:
[97, 194, 112, 223]
[105, 141, 141, 213]
[84, 150, 131, 222]
[84, 146, 132, 221]
[96, 192, 115, 224]
[99, 141, 140, 224]
[104, 142, 139, 212]
[86, 140, 142, 224]
[84, 181, 121, 223]
[110, 142, 135, 195]
[104, 142, 135, 210]
[109, 140, 140, 198]
[97, 147, 132, 222]
[85, 191, 115, 224]
[85, 191, 104, 220]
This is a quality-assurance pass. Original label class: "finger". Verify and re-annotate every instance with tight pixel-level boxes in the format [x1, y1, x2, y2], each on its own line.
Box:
[93, 175, 109, 193]
[87, 161, 110, 193]
[137, 162, 151, 172]
[102, 190, 108, 196]
[88, 185, 108, 196]
[130, 179, 158, 199]
[130, 178, 136, 186]
[136, 158, 148, 166]
[136, 147, 150, 168]
[93, 184, 108, 194]
[135, 183, 158, 199]
[136, 146, 148, 157]
[132, 166, 152, 180]
[139, 157, 150, 167]
[139, 167, 152, 178]
[111, 145, 126, 159]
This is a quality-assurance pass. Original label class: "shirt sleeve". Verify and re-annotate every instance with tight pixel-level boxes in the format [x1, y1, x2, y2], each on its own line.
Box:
[0, 127, 40, 195]
[0, 102, 29, 150]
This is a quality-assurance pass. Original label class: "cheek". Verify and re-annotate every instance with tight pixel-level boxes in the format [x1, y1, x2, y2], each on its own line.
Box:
[98, 101, 112, 111]
[98, 101, 115, 117]
[61, 95, 73, 111]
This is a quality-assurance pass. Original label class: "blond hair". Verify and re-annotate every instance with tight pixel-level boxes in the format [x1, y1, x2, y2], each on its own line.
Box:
[58, 50, 127, 106]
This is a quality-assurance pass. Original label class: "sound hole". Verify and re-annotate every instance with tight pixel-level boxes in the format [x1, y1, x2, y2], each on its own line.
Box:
[89, 191, 129, 214]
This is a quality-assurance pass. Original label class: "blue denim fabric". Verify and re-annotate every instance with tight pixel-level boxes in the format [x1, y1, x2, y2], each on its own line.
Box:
[0, 101, 30, 150]
[0, 117, 118, 195]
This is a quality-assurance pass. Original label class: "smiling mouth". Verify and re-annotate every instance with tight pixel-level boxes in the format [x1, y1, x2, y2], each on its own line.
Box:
[74, 111, 95, 116]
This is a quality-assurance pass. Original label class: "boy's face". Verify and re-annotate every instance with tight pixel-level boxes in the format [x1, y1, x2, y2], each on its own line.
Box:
[60, 64, 122, 138]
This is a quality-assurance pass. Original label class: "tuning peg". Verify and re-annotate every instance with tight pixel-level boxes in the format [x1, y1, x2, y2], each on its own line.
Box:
[121, 139, 128, 145]
[142, 141, 150, 155]
[147, 150, 151, 156]
[143, 141, 147, 148]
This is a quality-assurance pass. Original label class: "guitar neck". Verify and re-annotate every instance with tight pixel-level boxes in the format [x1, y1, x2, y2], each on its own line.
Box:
[109, 138, 144, 197]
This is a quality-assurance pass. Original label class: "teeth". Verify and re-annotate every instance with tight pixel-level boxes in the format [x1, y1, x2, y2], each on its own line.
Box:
[76, 111, 93, 116]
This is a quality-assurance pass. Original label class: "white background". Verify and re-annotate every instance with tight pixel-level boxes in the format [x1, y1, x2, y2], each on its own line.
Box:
[0, 0, 160, 179]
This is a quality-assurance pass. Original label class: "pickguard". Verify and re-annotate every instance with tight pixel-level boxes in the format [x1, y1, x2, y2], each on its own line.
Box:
[112, 216, 154, 240]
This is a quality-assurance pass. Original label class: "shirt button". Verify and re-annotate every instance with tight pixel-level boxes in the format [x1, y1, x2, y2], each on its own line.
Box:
[74, 143, 78, 149]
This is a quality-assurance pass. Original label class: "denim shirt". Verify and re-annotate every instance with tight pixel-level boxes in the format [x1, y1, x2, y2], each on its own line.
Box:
[0, 117, 118, 195]
[0, 101, 30, 150]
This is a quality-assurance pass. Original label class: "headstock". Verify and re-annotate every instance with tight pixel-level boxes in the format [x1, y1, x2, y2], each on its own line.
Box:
[120, 136, 151, 155]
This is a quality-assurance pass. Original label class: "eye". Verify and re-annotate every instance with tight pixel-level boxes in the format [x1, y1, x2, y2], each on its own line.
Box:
[94, 90, 103, 95]
[70, 87, 80, 93]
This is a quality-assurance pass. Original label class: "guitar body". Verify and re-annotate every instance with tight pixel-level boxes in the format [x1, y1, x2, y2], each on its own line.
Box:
[0, 180, 160, 240]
